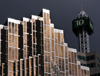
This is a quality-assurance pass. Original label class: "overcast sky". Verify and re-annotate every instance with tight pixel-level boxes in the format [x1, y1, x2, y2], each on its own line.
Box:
[0, 0, 100, 54]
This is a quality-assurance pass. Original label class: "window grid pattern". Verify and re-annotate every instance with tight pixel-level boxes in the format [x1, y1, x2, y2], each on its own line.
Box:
[43, 11, 90, 76]
[32, 19, 37, 56]
[8, 22, 19, 76]
[23, 21, 28, 58]
[0, 9, 90, 76]
[20, 59, 24, 76]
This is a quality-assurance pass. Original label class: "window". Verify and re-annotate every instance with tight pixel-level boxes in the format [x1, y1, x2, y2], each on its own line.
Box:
[91, 63, 96, 68]
[81, 63, 87, 66]
[77, 55, 86, 61]
[87, 55, 95, 61]
[86, 56, 90, 61]
[87, 63, 96, 68]
[90, 55, 95, 60]
[83, 56, 86, 61]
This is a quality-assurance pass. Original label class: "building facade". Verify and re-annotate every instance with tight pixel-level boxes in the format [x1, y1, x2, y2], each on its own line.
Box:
[0, 8, 90, 76]
[77, 51, 100, 76]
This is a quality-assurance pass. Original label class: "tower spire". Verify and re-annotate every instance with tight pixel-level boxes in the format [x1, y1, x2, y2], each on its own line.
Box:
[72, 8, 94, 53]
[77, 5, 88, 18]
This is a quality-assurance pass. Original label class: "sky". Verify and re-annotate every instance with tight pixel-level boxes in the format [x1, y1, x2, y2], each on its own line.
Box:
[0, 0, 100, 54]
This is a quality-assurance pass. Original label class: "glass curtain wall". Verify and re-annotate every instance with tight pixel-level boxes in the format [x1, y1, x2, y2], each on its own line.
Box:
[8, 20, 19, 76]
[43, 12, 51, 76]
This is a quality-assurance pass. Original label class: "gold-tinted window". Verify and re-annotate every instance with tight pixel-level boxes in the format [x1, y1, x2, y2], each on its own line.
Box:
[78, 65, 81, 76]
[74, 53, 77, 63]
[15, 36, 18, 42]
[29, 58, 32, 67]
[87, 71, 90, 76]
[15, 24, 18, 35]
[44, 13, 46, 24]
[55, 33, 57, 43]
[52, 52, 54, 60]
[44, 13, 46, 19]
[8, 47, 11, 60]
[55, 57, 58, 65]
[20, 60, 23, 69]
[8, 62, 11, 71]
[44, 45, 47, 51]
[61, 33, 63, 44]
[47, 14, 49, 19]
[48, 53, 50, 62]
[75, 65, 77, 75]
[47, 26, 50, 38]
[45, 63, 48, 72]
[12, 35, 14, 41]
[47, 39, 50, 43]
[15, 49, 18, 60]
[9, 22, 12, 33]
[44, 25, 46, 32]
[8, 72, 12, 76]
[44, 31, 46, 37]
[65, 47, 67, 58]
[47, 14, 50, 25]
[51, 27, 54, 38]
[47, 19, 49, 25]
[44, 53, 47, 62]
[9, 40, 12, 46]
[9, 34, 11, 41]
[24, 21, 27, 32]
[24, 34, 27, 45]
[32, 19, 35, 23]
[12, 35, 14, 47]
[58, 45, 61, 57]
[12, 48, 14, 61]
[52, 41, 54, 51]
[44, 19, 46, 24]
[15, 24, 18, 30]
[15, 42, 18, 48]
[68, 51, 71, 62]
[44, 38, 46, 43]
[12, 25, 14, 34]
[69, 63, 71, 75]
[48, 46, 50, 52]
[12, 41, 14, 47]
[25, 59, 27, 68]
[24, 46, 27, 58]
[48, 63, 50, 72]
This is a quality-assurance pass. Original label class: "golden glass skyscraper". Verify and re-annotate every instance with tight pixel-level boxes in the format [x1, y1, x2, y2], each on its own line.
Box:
[0, 8, 90, 76]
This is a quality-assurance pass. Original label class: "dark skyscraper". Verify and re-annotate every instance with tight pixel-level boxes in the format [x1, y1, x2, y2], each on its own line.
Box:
[73, 9, 100, 76]
[72, 9, 93, 53]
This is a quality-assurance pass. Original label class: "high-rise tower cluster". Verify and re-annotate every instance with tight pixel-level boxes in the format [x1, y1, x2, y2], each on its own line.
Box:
[0, 9, 90, 76]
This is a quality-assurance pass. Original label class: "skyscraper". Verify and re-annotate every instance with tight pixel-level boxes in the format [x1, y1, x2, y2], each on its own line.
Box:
[72, 9, 100, 76]
[0, 8, 90, 76]
[72, 9, 93, 53]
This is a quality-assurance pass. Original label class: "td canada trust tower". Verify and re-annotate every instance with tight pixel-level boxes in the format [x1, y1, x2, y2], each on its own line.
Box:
[72, 9, 93, 53]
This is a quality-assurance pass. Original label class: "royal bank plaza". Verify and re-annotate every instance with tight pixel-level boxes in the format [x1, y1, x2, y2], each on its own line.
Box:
[0, 9, 90, 76]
